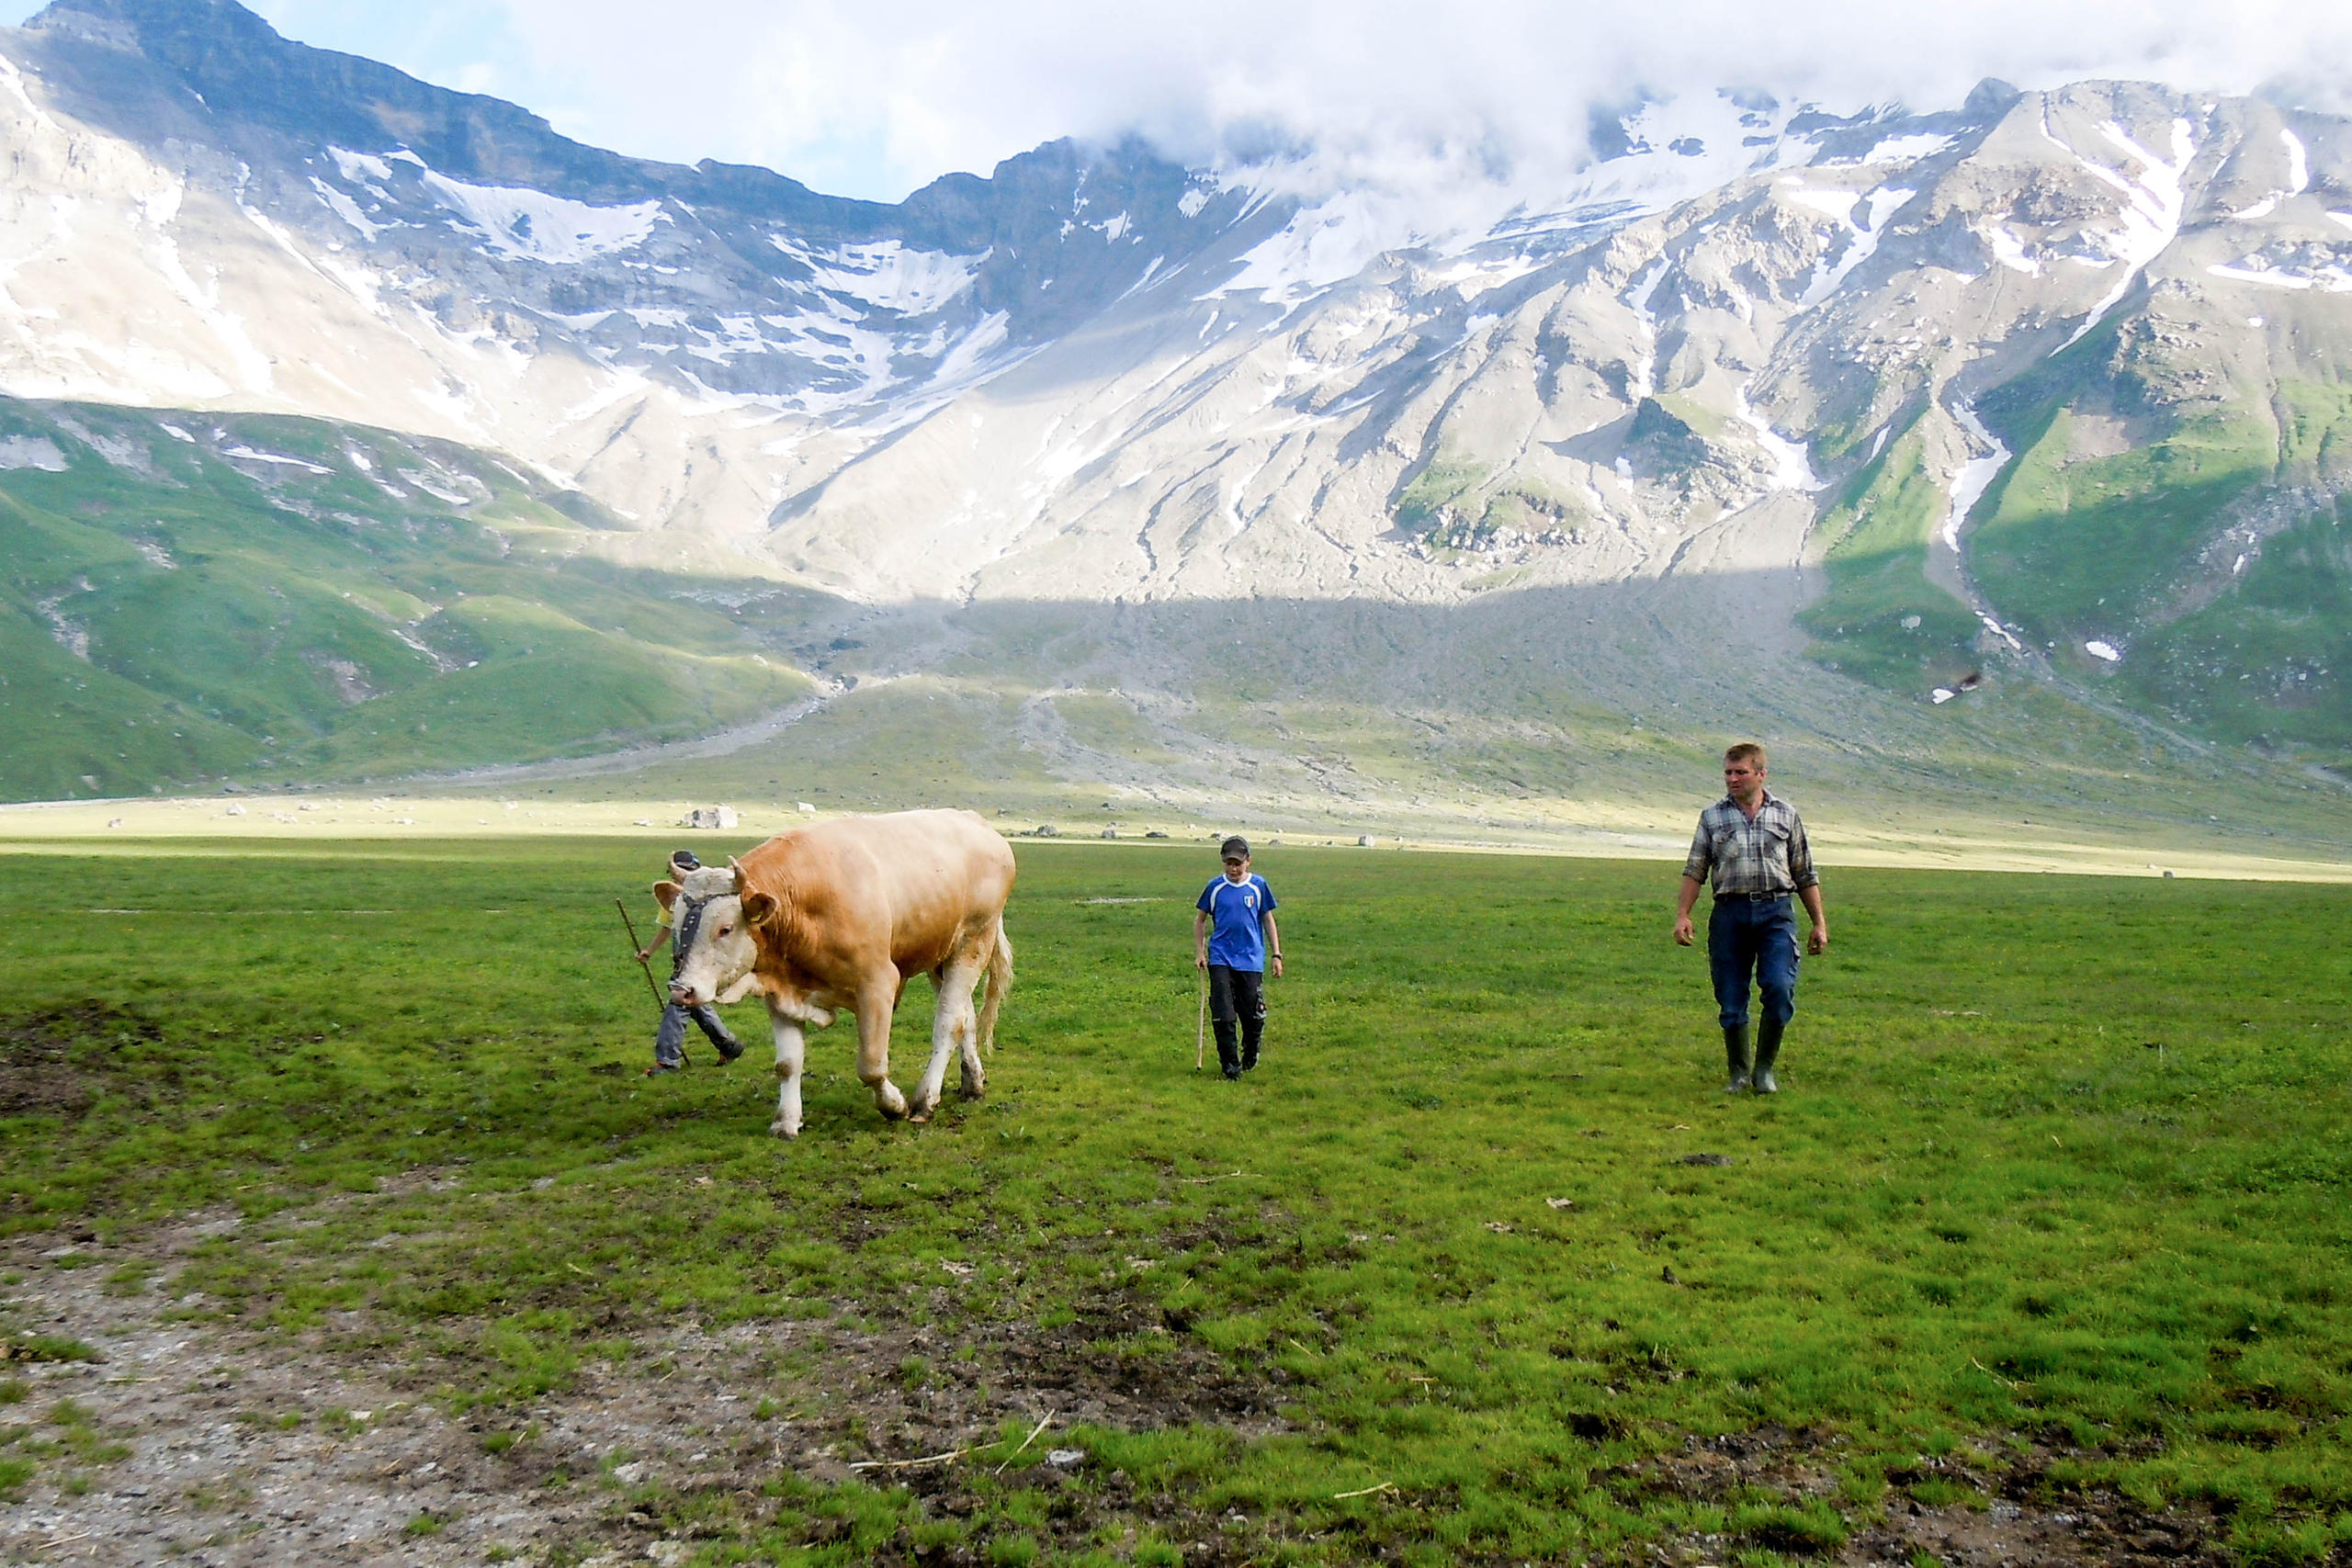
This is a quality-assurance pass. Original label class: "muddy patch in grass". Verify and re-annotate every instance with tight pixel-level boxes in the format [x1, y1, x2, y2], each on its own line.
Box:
[1627, 1424, 2228, 1568]
[0, 1003, 170, 1121]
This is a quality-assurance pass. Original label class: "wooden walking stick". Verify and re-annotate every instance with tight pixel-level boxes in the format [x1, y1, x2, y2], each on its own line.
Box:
[615, 898, 668, 1010]
[1196, 969, 1208, 1071]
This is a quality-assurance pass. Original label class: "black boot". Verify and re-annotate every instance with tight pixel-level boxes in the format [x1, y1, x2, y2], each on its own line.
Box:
[1752, 1018, 1785, 1094]
[1721, 1024, 1751, 1092]
[1214, 1019, 1242, 1081]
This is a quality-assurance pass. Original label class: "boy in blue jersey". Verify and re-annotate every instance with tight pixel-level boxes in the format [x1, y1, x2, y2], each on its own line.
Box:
[1194, 836, 1283, 1081]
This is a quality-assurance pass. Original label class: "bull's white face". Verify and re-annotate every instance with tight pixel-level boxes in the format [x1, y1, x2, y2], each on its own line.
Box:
[667, 882, 760, 1008]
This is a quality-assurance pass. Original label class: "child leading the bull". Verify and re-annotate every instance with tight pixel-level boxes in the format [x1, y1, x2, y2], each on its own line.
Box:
[637, 849, 745, 1074]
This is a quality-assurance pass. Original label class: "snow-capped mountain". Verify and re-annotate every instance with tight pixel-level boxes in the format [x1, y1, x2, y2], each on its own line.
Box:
[5, 0, 2352, 797]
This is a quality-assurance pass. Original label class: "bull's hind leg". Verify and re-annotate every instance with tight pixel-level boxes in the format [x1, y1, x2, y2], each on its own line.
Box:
[854, 976, 909, 1121]
[910, 953, 984, 1122]
[767, 1005, 808, 1139]
[957, 925, 997, 1100]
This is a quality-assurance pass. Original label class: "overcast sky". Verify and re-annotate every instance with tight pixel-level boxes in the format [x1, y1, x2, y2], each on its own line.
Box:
[8, 0, 2352, 201]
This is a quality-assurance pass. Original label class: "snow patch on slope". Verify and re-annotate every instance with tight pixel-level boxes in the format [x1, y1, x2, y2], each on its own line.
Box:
[2282, 128, 2310, 195]
[1734, 385, 1824, 492]
[775, 238, 986, 316]
[2055, 119, 2194, 351]
[1791, 184, 1913, 308]
[308, 176, 382, 239]
[418, 170, 663, 265]
[1945, 403, 2012, 550]
[2208, 256, 2352, 292]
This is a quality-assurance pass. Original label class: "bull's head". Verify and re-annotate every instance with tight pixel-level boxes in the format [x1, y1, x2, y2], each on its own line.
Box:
[661, 864, 773, 1007]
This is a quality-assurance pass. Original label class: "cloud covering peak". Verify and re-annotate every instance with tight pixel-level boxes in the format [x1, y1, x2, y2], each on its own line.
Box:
[73, 0, 2352, 201]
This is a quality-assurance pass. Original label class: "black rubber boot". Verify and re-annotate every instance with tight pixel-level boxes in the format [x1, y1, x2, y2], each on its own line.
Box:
[1722, 1024, 1751, 1092]
[1752, 1018, 1785, 1094]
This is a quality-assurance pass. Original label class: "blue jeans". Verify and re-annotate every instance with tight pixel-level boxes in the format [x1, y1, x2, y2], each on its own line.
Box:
[1707, 895, 1799, 1030]
[655, 1000, 738, 1067]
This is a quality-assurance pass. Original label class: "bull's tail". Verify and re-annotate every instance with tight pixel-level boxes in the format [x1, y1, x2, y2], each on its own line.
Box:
[976, 922, 1013, 1056]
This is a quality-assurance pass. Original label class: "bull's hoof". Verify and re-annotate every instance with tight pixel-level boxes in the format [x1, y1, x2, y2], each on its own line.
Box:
[769, 1120, 800, 1139]
[957, 1081, 985, 1101]
[872, 1081, 909, 1119]
[907, 1111, 931, 1125]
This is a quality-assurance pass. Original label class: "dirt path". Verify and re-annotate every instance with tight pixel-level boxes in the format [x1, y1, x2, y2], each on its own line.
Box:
[0, 1216, 1278, 1566]
[406, 685, 847, 790]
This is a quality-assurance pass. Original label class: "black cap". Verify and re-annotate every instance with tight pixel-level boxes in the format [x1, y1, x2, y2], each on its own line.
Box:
[1219, 836, 1250, 860]
[670, 850, 702, 871]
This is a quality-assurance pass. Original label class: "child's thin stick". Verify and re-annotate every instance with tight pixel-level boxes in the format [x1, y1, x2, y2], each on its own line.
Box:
[616, 899, 667, 1009]
[1195, 972, 1208, 1070]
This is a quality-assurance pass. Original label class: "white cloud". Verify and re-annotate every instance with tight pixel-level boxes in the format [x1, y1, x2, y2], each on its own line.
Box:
[17, 0, 2352, 202]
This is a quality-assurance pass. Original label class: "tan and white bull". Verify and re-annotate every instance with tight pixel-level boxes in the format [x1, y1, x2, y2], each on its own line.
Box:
[657, 808, 1016, 1137]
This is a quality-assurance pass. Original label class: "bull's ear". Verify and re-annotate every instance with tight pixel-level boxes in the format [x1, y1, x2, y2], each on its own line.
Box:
[652, 879, 681, 911]
[741, 890, 779, 926]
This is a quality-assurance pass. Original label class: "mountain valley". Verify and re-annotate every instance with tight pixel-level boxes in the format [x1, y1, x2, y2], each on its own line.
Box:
[1, 0, 2349, 865]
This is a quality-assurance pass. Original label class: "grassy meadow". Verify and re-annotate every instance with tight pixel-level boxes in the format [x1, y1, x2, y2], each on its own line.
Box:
[0, 397, 826, 800]
[2, 838, 2349, 1565]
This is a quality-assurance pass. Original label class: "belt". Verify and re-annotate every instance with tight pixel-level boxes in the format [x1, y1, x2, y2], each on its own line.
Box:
[1713, 889, 1791, 902]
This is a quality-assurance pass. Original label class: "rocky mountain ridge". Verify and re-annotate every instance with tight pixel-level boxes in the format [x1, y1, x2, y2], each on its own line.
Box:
[3, 0, 2351, 805]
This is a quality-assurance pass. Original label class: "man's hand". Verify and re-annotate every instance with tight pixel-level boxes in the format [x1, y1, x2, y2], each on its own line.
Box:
[1672, 874, 1703, 947]
[1270, 954, 1284, 979]
[1807, 923, 1829, 956]
[636, 947, 653, 964]
[1195, 951, 1208, 970]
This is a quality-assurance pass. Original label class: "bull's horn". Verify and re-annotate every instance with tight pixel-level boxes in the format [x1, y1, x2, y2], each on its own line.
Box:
[728, 855, 744, 892]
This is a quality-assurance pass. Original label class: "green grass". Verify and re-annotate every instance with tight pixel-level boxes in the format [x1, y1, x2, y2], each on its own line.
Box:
[0, 398, 823, 797]
[1971, 405, 2273, 647]
[1962, 370, 2352, 754]
[1392, 454, 1489, 533]
[2124, 492, 2352, 761]
[1799, 414, 1982, 692]
[3, 838, 2350, 1562]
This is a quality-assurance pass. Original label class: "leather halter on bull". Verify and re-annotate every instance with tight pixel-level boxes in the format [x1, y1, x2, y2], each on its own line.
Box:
[665, 892, 716, 992]
[657, 866, 750, 1001]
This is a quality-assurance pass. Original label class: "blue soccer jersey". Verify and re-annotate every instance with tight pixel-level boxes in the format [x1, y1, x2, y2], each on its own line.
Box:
[1197, 874, 1277, 971]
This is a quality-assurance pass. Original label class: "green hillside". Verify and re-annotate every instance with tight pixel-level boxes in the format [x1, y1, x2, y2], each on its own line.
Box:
[1969, 351, 2352, 767]
[1798, 410, 1981, 693]
[0, 400, 823, 799]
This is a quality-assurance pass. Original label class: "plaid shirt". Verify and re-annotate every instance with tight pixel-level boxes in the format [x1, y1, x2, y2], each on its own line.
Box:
[1681, 791, 1817, 897]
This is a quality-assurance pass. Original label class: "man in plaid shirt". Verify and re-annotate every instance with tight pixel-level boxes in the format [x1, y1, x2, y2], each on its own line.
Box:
[1672, 742, 1829, 1093]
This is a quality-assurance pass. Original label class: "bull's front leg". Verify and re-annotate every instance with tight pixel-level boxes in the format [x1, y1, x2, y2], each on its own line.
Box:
[767, 1003, 808, 1139]
[854, 973, 908, 1120]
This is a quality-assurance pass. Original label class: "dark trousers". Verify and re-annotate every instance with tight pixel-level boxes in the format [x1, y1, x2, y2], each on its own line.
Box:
[1707, 895, 1799, 1030]
[1207, 964, 1267, 1070]
[656, 999, 738, 1067]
